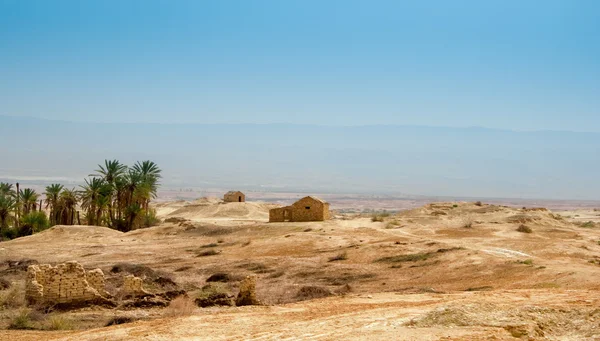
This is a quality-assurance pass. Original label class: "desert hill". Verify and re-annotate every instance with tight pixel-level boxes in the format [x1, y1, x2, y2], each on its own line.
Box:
[154, 197, 279, 225]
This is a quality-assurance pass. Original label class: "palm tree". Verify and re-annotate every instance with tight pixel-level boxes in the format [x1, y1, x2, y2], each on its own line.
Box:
[0, 195, 16, 230]
[19, 188, 39, 215]
[79, 177, 108, 225]
[93, 159, 127, 184]
[0, 183, 16, 198]
[132, 161, 161, 215]
[92, 160, 127, 225]
[58, 188, 78, 225]
[44, 184, 64, 226]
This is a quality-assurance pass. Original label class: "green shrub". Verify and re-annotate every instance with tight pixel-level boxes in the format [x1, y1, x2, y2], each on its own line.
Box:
[19, 211, 49, 236]
[1, 227, 18, 240]
[142, 209, 161, 228]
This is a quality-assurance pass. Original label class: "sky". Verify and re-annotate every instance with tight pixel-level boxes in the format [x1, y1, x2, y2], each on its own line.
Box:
[1, 0, 599, 131]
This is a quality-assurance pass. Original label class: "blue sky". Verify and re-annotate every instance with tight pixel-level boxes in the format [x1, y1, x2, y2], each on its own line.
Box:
[1, 0, 599, 131]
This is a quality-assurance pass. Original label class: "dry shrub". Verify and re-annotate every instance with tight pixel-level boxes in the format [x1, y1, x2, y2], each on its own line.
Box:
[295, 286, 333, 301]
[44, 315, 73, 331]
[517, 224, 533, 233]
[328, 252, 348, 262]
[0, 283, 26, 308]
[474, 201, 483, 206]
[461, 216, 474, 228]
[8, 308, 43, 330]
[105, 316, 136, 326]
[163, 295, 197, 317]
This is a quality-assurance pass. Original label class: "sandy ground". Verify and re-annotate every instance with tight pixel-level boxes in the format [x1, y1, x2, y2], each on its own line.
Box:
[2, 200, 600, 340]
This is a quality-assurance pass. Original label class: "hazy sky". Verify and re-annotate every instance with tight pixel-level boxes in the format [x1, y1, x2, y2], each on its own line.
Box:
[1, 0, 599, 131]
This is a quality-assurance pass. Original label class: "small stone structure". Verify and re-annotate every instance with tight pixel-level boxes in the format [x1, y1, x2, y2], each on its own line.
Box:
[122, 274, 150, 297]
[269, 196, 331, 222]
[224, 191, 245, 203]
[26, 261, 110, 306]
[236, 276, 260, 306]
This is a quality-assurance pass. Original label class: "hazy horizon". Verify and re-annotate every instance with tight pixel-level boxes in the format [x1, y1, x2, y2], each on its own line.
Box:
[2, 115, 600, 201]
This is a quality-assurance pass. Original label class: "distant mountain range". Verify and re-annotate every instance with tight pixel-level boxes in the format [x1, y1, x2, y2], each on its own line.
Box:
[1, 115, 599, 200]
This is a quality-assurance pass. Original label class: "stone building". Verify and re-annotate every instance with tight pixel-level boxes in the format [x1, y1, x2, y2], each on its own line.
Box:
[224, 191, 245, 203]
[269, 196, 331, 222]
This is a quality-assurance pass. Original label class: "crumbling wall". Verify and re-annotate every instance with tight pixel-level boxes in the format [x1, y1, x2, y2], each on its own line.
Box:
[236, 276, 260, 306]
[122, 275, 150, 297]
[26, 261, 109, 305]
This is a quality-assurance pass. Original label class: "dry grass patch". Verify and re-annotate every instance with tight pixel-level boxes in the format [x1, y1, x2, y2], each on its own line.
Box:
[0, 282, 26, 308]
[105, 316, 136, 326]
[295, 286, 333, 301]
[44, 315, 74, 330]
[163, 296, 197, 317]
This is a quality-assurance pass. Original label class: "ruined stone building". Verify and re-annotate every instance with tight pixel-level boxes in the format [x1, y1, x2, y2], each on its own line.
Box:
[26, 261, 110, 306]
[224, 191, 245, 203]
[269, 196, 331, 222]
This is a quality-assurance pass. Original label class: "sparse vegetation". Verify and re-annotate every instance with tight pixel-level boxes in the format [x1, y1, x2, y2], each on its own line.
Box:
[579, 221, 597, 228]
[328, 252, 348, 262]
[163, 296, 196, 317]
[517, 224, 533, 233]
[105, 316, 136, 326]
[44, 315, 74, 331]
[195, 284, 234, 307]
[295, 286, 333, 301]
[8, 309, 35, 330]
[371, 211, 390, 222]
[376, 252, 434, 263]
[0, 284, 26, 308]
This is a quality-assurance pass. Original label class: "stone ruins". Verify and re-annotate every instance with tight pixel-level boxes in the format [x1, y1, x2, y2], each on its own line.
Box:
[26, 261, 110, 306]
[25, 261, 149, 306]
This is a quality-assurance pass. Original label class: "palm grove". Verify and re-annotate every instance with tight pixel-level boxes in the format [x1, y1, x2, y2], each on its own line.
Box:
[0, 160, 161, 240]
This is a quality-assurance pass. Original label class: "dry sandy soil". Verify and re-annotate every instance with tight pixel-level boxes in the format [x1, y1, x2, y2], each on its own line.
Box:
[2, 199, 600, 340]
